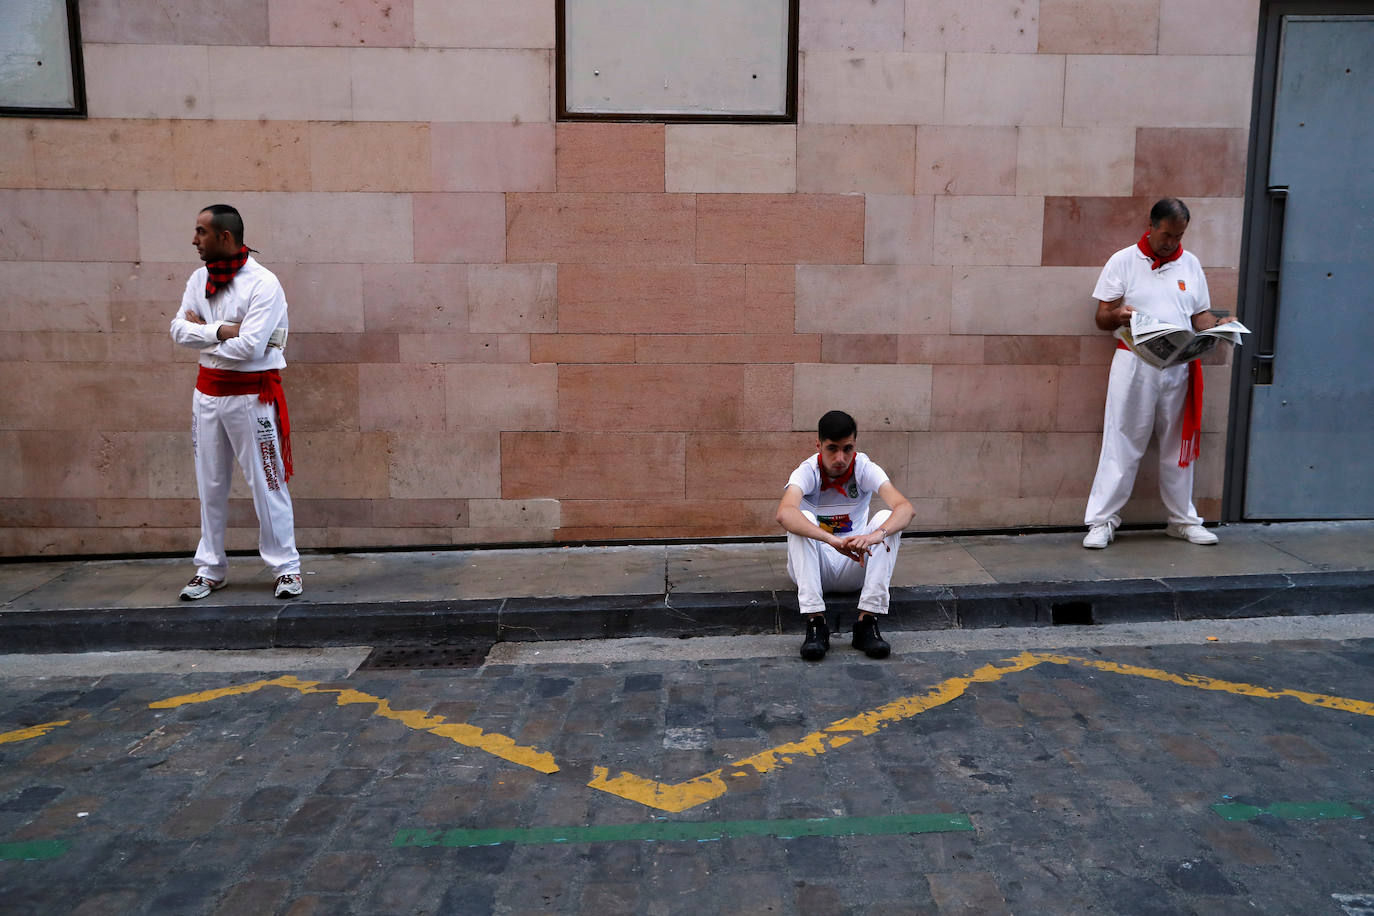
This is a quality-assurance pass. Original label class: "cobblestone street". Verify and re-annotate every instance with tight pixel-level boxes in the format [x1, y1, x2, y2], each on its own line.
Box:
[2, 626, 1372, 914]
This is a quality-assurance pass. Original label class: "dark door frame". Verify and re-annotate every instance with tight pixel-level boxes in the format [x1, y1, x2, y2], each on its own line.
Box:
[1224, 0, 1374, 520]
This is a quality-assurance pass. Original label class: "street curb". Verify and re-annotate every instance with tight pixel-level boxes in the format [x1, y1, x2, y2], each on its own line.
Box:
[2, 570, 1371, 654]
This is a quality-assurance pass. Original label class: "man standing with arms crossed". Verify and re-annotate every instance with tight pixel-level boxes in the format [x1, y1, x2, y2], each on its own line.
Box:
[170, 205, 303, 600]
[1083, 197, 1224, 549]
[777, 410, 916, 661]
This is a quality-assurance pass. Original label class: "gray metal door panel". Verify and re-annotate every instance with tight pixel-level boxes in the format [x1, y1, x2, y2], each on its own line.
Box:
[1244, 16, 1374, 518]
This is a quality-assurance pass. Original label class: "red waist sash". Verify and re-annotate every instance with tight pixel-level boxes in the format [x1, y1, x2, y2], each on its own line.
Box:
[195, 367, 293, 481]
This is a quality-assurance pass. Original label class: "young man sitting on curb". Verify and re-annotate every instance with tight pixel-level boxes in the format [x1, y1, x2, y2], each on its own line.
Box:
[776, 410, 916, 661]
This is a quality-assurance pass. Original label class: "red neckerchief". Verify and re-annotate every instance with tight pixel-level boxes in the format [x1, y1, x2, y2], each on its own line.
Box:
[1137, 232, 1183, 271]
[195, 366, 293, 481]
[817, 453, 855, 496]
[205, 246, 250, 297]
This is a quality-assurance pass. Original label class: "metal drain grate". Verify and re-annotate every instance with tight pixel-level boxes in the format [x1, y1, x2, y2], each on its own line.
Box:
[358, 643, 494, 670]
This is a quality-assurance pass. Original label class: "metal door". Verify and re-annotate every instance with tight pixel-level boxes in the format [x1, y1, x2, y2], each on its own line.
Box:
[1243, 15, 1374, 518]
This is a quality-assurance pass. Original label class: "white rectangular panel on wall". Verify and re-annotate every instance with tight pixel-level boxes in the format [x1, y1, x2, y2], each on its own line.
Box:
[0, 0, 82, 114]
[562, 0, 794, 119]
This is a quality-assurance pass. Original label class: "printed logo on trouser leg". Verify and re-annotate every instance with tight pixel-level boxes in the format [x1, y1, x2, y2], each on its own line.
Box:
[255, 417, 281, 492]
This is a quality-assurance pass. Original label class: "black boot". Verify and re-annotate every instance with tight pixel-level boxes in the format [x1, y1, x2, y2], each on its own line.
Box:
[800, 615, 830, 661]
[852, 615, 890, 659]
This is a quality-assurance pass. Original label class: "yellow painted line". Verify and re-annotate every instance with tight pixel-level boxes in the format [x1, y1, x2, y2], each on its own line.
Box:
[148, 650, 1374, 814]
[152, 675, 558, 774]
[0, 720, 71, 745]
[590, 652, 1047, 812]
[1036, 652, 1374, 718]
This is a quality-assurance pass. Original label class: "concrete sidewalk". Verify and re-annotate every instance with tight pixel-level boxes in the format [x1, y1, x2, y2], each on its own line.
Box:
[1, 520, 1371, 653]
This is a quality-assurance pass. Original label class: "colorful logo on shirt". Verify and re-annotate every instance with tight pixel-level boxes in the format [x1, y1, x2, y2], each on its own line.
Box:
[1178, 280, 1186, 291]
[816, 514, 853, 535]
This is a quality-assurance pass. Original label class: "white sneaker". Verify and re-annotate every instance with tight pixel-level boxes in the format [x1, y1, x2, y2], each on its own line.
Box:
[1167, 523, 1218, 545]
[1082, 523, 1115, 549]
[179, 575, 225, 600]
[274, 573, 304, 598]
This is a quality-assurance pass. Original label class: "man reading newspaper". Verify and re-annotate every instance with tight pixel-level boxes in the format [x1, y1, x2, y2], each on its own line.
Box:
[1082, 198, 1242, 549]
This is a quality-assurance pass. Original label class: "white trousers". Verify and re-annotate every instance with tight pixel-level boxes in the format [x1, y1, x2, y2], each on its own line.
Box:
[191, 389, 299, 580]
[1084, 349, 1202, 528]
[786, 509, 900, 616]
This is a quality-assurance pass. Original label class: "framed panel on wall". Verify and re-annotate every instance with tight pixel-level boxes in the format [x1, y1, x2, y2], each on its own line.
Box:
[1, 0, 86, 117]
[558, 0, 798, 122]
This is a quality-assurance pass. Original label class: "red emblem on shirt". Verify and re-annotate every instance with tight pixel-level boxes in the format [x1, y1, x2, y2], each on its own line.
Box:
[1178, 280, 1186, 291]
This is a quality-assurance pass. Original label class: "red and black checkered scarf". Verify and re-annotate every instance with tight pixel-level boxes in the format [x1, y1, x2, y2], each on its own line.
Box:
[205, 246, 251, 297]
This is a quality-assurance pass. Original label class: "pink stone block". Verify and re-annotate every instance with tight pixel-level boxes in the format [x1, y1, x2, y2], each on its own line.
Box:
[0, 191, 139, 261]
[358, 364, 446, 430]
[397, 333, 528, 363]
[468, 264, 557, 333]
[309, 122, 431, 192]
[269, 0, 415, 46]
[1038, 0, 1159, 53]
[897, 335, 986, 365]
[288, 364, 361, 431]
[30, 120, 175, 190]
[933, 196, 1044, 266]
[502, 432, 684, 499]
[559, 365, 791, 432]
[905, 0, 1038, 52]
[798, 125, 916, 194]
[413, 0, 556, 49]
[83, 44, 213, 119]
[208, 47, 353, 120]
[796, 266, 952, 334]
[0, 263, 111, 331]
[362, 264, 468, 331]
[684, 432, 817, 499]
[1184, 198, 1244, 269]
[915, 126, 1017, 195]
[81, 0, 269, 45]
[272, 193, 415, 263]
[529, 335, 634, 364]
[0, 364, 183, 432]
[635, 334, 821, 365]
[351, 48, 551, 122]
[946, 496, 1056, 527]
[793, 364, 932, 431]
[271, 263, 366, 334]
[952, 267, 1103, 335]
[288, 431, 391, 498]
[556, 124, 665, 192]
[135, 191, 266, 265]
[1134, 128, 1248, 199]
[984, 336, 1082, 366]
[431, 122, 556, 192]
[10, 431, 146, 498]
[932, 365, 1061, 431]
[1064, 56, 1255, 128]
[447, 364, 557, 431]
[108, 261, 197, 332]
[800, 0, 905, 51]
[0, 122, 36, 187]
[291, 332, 401, 364]
[557, 264, 747, 334]
[506, 193, 694, 265]
[944, 54, 1065, 126]
[1159, 0, 1260, 55]
[865, 194, 934, 264]
[665, 125, 797, 194]
[413, 193, 506, 263]
[802, 52, 944, 124]
[172, 120, 310, 192]
[1051, 349, 1112, 412]
[696, 195, 864, 264]
[468, 499, 561, 529]
[1016, 128, 1136, 197]
[908, 431, 1023, 498]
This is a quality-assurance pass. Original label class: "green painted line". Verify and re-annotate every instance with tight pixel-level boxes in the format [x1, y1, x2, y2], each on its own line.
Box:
[0, 840, 69, 861]
[395, 812, 972, 849]
[1212, 801, 1366, 822]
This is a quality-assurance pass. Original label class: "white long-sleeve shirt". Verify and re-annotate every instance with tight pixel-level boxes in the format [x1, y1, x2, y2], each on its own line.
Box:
[169, 256, 288, 372]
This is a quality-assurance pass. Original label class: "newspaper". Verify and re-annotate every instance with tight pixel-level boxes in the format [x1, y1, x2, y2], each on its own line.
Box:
[1114, 311, 1248, 369]
[266, 327, 288, 351]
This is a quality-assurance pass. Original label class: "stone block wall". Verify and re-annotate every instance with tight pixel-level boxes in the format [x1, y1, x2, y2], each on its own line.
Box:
[0, 0, 1258, 554]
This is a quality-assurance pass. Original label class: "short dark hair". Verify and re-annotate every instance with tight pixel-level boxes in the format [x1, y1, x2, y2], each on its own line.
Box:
[817, 410, 857, 442]
[1149, 197, 1191, 226]
[200, 204, 245, 246]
